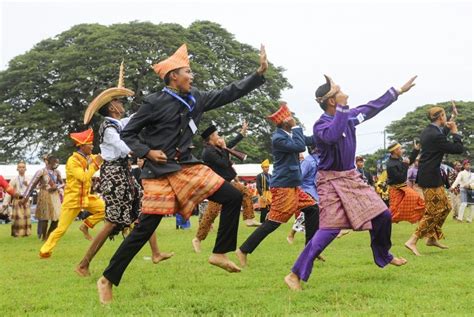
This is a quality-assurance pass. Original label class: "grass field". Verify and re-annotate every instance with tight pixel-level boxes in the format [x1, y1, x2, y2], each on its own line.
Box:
[1, 215, 473, 316]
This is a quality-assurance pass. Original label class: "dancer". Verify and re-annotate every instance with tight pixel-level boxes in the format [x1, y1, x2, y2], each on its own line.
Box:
[22, 155, 63, 240]
[447, 161, 462, 219]
[356, 156, 374, 186]
[284, 75, 416, 290]
[236, 102, 319, 267]
[192, 121, 260, 253]
[4, 161, 31, 237]
[39, 129, 105, 258]
[450, 160, 473, 223]
[97, 43, 267, 304]
[405, 106, 464, 255]
[287, 147, 320, 245]
[386, 141, 424, 224]
[256, 159, 272, 223]
[76, 63, 173, 277]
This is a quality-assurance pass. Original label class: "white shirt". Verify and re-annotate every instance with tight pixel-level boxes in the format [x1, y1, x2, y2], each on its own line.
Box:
[100, 116, 131, 161]
[451, 170, 473, 189]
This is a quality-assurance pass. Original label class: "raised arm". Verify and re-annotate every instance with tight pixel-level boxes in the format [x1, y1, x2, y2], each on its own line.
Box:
[349, 76, 417, 124]
[314, 106, 350, 144]
[22, 169, 43, 199]
[272, 127, 306, 153]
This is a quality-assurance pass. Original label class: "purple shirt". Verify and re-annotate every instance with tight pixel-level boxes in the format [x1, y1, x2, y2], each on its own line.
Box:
[313, 88, 398, 171]
[407, 166, 418, 184]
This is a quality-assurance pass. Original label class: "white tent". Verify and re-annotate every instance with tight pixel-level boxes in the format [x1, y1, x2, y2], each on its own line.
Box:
[0, 163, 272, 181]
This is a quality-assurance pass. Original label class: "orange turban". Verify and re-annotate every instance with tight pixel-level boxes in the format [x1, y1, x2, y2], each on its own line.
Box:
[70, 128, 94, 146]
[152, 44, 190, 79]
[268, 101, 293, 125]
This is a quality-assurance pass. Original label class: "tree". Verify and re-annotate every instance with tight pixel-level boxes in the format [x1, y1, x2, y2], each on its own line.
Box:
[386, 101, 473, 163]
[0, 21, 292, 163]
[363, 101, 473, 173]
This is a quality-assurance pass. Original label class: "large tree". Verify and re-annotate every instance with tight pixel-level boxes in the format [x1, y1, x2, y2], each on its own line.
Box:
[0, 21, 291, 163]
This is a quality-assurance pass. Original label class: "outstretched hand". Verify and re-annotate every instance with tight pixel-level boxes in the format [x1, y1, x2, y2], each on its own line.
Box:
[398, 76, 417, 95]
[256, 44, 268, 75]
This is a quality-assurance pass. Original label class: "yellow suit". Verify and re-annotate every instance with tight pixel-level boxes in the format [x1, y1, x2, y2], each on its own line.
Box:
[40, 152, 105, 257]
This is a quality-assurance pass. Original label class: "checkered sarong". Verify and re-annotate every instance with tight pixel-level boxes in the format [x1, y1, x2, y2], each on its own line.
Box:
[389, 186, 425, 224]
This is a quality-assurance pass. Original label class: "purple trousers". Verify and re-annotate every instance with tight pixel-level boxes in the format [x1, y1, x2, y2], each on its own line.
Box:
[292, 210, 394, 282]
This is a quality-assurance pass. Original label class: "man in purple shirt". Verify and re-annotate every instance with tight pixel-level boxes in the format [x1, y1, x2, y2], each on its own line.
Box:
[285, 74, 417, 290]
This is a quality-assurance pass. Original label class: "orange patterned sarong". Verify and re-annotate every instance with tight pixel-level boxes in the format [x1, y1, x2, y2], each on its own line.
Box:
[267, 187, 315, 223]
[389, 186, 425, 224]
[141, 164, 224, 219]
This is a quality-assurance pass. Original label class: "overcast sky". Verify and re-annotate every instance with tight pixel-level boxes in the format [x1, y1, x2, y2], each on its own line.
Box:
[1, 0, 473, 155]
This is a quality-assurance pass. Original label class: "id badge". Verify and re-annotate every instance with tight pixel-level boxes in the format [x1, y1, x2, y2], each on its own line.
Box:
[189, 119, 198, 134]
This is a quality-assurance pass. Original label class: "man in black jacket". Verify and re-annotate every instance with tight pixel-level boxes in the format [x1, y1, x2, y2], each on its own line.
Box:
[192, 122, 261, 253]
[405, 106, 464, 256]
[356, 156, 374, 186]
[97, 43, 268, 304]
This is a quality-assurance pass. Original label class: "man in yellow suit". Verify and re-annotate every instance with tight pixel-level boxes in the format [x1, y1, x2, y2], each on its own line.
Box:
[39, 128, 105, 258]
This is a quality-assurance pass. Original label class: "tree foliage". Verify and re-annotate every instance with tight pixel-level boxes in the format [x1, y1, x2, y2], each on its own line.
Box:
[0, 21, 291, 163]
[363, 101, 473, 173]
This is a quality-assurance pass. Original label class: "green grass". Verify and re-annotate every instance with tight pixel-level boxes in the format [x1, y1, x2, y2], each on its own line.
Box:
[1, 215, 473, 316]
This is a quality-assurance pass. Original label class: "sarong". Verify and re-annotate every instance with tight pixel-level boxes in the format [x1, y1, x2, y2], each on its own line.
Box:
[142, 164, 224, 219]
[389, 186, 425, 223]
[317, 169, 387, 230]
[267, 187, 314, 223]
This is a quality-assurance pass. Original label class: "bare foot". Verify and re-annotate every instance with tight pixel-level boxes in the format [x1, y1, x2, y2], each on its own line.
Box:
[426, 238, 449, 249]
[235, 248, 248, 267]
[208, 254, 241, 273]
[284, 273, 302, 291]
[317, 255, 326, 262]
[152, 252, 174, 264]
[79, 224, 93, 241]
[286, 236, 294, 244]
[75, 265, 91, 277]
[244, 219, 261, 227]
[337, 230, 350, 238]
[97, 276, 113, 305]
[404, 242, 421, 256]
[390, 257, 408, 266]
[192, 238, 202, 253]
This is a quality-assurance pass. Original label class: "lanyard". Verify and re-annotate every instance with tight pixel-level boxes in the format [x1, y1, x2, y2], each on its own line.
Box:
[47, 169, 57, 184]
[162, 87, 196, 112]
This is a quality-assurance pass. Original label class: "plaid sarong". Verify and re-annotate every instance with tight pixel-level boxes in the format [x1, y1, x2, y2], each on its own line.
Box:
[389, 186, 425, 224]
[317, 169, 387, 230]
[267, 187, 315, 223]
[141, 164, 224, 219]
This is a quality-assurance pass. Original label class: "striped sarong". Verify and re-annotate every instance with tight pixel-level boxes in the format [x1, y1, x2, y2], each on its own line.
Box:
[389, 186, 425, 224]
[267, 187, 315, 223]
[141, 164, 224, 219]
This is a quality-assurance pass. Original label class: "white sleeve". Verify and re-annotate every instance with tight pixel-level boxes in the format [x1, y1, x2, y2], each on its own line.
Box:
[104, 127, 130, 156]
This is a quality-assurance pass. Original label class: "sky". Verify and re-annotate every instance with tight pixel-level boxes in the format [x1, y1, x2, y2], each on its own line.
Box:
[1, 0, 473, 155]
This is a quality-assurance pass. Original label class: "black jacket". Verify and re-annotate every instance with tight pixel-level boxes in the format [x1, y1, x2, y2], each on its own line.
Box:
[417, 124, 464, 188]
[357, 168, 374, 186]
[121, 73, 265, 179]
[387, 148, 419, 185]
[202, 133, 243, 182]
[256, 172, 271, 195]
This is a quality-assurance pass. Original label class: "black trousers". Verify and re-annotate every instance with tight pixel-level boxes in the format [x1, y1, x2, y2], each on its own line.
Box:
[240, 204, 319, 254]
[259, 206, 270, 223]
[103, 181, 242, 286]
